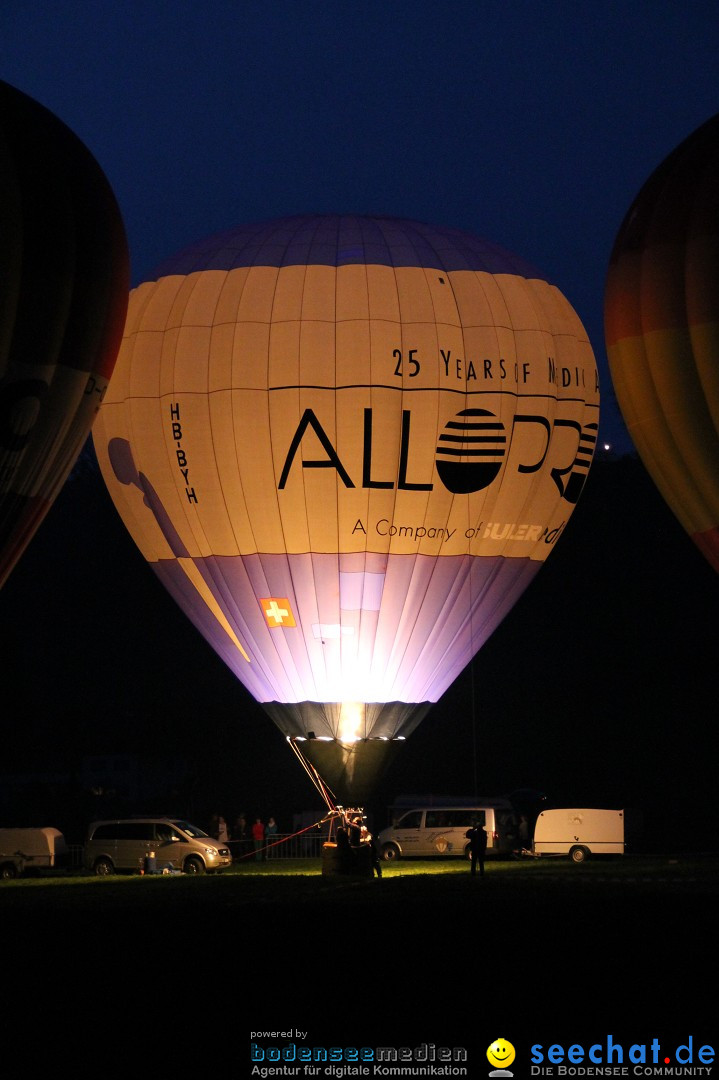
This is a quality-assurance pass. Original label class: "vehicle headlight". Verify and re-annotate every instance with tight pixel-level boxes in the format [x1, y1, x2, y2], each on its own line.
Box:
[204, 846, 218, 857]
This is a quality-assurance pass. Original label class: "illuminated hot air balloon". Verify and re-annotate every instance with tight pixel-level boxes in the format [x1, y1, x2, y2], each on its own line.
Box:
[605, 114, 719, 572]
[93, 215, 599, 802]
[0, 81, 129, 589]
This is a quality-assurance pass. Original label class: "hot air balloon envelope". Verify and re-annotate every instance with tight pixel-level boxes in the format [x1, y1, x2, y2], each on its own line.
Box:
[605, 114, 719, 572]
[0, 81, 129, 588]
[94, 215, 599, 800]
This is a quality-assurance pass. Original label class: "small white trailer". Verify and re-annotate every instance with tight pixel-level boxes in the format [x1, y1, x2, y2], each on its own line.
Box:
[531, 808, 625, 863]
[0, 828, 68, 879]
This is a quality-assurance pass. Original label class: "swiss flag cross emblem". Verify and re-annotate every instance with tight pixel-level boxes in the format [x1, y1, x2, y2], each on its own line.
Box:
[260, 597, 296, 628]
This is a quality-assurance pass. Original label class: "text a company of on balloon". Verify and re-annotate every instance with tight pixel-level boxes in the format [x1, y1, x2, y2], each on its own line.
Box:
[165, 342, 599, 563]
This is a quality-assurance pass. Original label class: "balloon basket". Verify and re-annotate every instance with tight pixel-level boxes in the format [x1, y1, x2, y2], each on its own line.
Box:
[322, 841, 373, 878]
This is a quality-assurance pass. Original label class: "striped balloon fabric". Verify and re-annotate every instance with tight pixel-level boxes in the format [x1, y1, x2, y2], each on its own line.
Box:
[94, 215, 598, 799]
[605, 114, 719, 573]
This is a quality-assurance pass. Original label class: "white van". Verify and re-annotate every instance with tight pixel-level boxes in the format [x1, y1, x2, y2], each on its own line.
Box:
[377, 801, 517, 861]
[532, 808, 625, 863]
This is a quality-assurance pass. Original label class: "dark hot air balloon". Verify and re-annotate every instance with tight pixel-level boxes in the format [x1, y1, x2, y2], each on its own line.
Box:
[93, 215, 599, 802]
[0, 80, 129, 589]
[605, 114, 719, 572]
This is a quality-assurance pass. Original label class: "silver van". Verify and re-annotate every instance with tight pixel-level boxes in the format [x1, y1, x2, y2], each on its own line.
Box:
[84, 818, 232, 875]
[377, 803, 518, 861]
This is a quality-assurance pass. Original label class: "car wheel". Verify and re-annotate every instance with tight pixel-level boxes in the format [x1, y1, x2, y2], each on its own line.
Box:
[569, 846, 589, 864]
[381, 843, 400, 862]
[94, 857, 115, 876]
[1, 863, 18, 880]
[184, 855, 206, 875]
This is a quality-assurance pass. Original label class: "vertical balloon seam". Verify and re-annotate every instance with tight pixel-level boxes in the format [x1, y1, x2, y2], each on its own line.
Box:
[686, 160, 719, 432]
[328, 217, 346, 705]
[289, 251, 326, 697]
[413, 555, 517, 704]
[636, 231, 718, 531]
[391, 258, 452, 703]
[163, 278, 209, 564]
[365, 232, 410, 693]
[377, 221, 439, 701]
[652, 156, 719, 531]
[458, 269, 518, 547]
[212, 270, 244, 560]
[452, 267, 488, 730]
[510, 277, 568, 561]
[526, 279, 581, 556]
[195, 270, 254, 647]
[226, 265, 269, 676]
[421, 548, 531, 699]
[609, 328, 699, 531]
[272, 218, 328, 699]
[401, 246, 476, 706]
[254, 553, 308, 701]
[353, 255, 378, 736]
[246, 229, 304, 694]
[605, 274, 685, 520]
[475, 271, 523, 554]
[640, 199, 719, 523]
[121, 292, 159, 561]
[193, 270, 230, 560]
[421, 220, 492, 699]
[406, 554, 477, 702]
[680, 189, 719, 515]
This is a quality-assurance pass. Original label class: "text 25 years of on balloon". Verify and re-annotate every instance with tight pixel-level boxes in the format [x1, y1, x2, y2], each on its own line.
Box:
[165, 348, 597, 517]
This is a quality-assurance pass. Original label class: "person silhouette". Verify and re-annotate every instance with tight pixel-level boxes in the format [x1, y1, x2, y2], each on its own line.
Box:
[465, 819, 487, 877]
[252, 817, 265, 860]
[367, 831, 382, 879]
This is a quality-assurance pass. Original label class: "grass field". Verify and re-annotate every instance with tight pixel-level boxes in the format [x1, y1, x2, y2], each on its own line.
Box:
[3, 853, 717, 1048]
[2, 852, 716, 912]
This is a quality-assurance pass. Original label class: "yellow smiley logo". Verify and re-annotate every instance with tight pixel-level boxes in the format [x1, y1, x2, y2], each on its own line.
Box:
[487, 1039, 516, 1069]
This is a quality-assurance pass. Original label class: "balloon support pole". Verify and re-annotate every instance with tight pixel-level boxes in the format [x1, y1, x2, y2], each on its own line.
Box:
[288, 740, 378, 878]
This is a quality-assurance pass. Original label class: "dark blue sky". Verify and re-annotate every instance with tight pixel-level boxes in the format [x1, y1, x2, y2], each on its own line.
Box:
[4, 1, 718, 453]
[5, 0, 716, 449]
[2, 5, 719, 883]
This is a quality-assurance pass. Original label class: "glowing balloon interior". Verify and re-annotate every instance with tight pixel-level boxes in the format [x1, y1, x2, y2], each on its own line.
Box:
[94, 215, 599, 800]
[605, 114, 719, 572]
[0, 80, 129, 589]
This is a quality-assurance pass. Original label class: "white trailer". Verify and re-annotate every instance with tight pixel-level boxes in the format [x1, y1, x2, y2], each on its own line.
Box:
[0, 828, 67, 879]
[532, 809, 625, 863]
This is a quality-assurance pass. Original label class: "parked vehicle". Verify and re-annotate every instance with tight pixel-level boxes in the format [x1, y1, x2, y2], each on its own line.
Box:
[377, 799, 518, 861]
[0, 827, 67, 879]
[83, 818, 232, 875]
[531, 808, 626, 863]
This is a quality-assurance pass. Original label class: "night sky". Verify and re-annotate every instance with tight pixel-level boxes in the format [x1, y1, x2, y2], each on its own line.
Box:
[3, 1, 719, 452]
[1, 4, 718, 844]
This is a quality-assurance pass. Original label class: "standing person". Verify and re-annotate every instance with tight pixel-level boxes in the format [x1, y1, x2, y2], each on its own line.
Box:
[252, 817, 265, 861]
[347, 813, 363, 849]
[265, 816, 278, 858]
[367, 831, 382, 879]
[215, 815, 229, 844]
[232, 813, 248, 860]
[465, 818, 488, 878]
